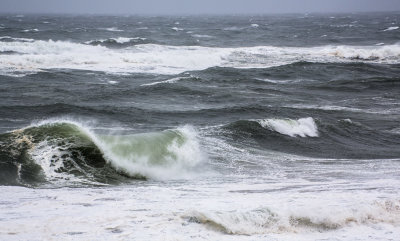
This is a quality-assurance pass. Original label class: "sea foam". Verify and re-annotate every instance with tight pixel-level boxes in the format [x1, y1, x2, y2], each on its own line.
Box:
[185, 199, 400, 235]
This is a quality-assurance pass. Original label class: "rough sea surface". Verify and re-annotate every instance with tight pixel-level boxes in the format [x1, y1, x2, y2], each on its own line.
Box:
[0, 13, 400, 240]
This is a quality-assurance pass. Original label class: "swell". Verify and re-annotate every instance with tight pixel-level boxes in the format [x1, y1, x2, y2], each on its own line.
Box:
[223, 117, 400, 159]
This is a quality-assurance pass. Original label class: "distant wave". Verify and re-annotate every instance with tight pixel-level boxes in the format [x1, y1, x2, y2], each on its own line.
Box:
[0, 36, 34, 42]
[140, 76, 194, 86]
[98, 27, 123, 32]
[21, 28, 39, 33]
[383, 26, 399, 31]
[171, 27, 183, 31]
[84, 37, 148, 47]
[224, 116, 400, 159]
[192, 34, 214, 38]
[0, 38, 399, 76]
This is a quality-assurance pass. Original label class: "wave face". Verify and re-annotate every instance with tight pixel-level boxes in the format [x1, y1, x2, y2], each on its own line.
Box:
[0, 37, 399, 76]
[0, 120, 204, 186]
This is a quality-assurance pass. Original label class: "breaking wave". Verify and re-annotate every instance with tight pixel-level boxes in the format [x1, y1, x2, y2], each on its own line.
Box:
[258, 117, 318, 137]
[383, 26, 399, 31]
[84, 37, 148, 47]
[0, 38, 399, 76]
[224, 116, 400, 159]
[0, 120, 205, 186]
[184, 200, 400, 234]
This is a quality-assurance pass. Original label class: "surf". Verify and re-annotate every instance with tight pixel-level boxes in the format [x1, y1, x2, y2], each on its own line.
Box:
[0, 120, 205, 186]
[1, 38, 400, 76]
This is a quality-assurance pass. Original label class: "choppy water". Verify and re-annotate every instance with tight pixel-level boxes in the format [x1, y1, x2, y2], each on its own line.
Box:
[1, 13, 400, 240]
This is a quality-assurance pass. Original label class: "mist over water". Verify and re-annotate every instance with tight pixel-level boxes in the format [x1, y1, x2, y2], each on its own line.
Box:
[0, 13, 400, 240]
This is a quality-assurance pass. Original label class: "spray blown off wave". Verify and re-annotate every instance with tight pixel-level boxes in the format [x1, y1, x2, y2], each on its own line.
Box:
[0, 120, 204, 186]
[0, 38, 399, 76]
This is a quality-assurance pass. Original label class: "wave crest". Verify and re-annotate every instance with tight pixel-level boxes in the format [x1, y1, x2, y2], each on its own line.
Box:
[1, 38, 399, 76]
[258, 117, 319, 137]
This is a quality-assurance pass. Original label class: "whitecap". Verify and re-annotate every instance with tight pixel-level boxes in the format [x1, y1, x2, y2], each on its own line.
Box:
[258, 117, 319, 137]
[192, 34, 213, 38]
[140, 76, 191, 86]
[383, 26, 399, 31]
[22, 29, 39, 33]
[172, 27, 183, 31]
[100, 27, 123, 32]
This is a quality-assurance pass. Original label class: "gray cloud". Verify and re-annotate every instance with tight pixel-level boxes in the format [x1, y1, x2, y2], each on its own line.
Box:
[1, 0, 400, 14]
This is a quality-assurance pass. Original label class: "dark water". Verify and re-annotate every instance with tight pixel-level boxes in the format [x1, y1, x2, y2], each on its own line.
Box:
[0, 13, 400, 187]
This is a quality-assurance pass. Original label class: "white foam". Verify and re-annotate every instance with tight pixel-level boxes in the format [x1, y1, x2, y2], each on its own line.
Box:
[100, 27, 123, 32]
[29, 140, 87, 184]
[171, 27, 183, 31]
[94, 125, 205, 180]
[187, 199, 400, 235]
[22, 29, 39, 32]
[383, 26, 399, 31]
[223, 26, 244, 31]
[0, 36, 34, 42]
[192, 34, 213, 38]
[1, 39, 400, 76]
[251, 24, 259, 28]
[258, 117, 318, 137]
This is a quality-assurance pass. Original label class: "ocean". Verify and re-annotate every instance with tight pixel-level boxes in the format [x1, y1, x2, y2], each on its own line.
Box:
[0, 13, 400, 240]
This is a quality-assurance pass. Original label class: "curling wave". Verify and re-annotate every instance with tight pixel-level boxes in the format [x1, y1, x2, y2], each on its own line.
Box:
[0, 120, 204, 186]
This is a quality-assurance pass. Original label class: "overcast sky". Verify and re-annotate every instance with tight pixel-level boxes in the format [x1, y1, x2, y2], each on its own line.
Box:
[1, 0, 400, 15]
